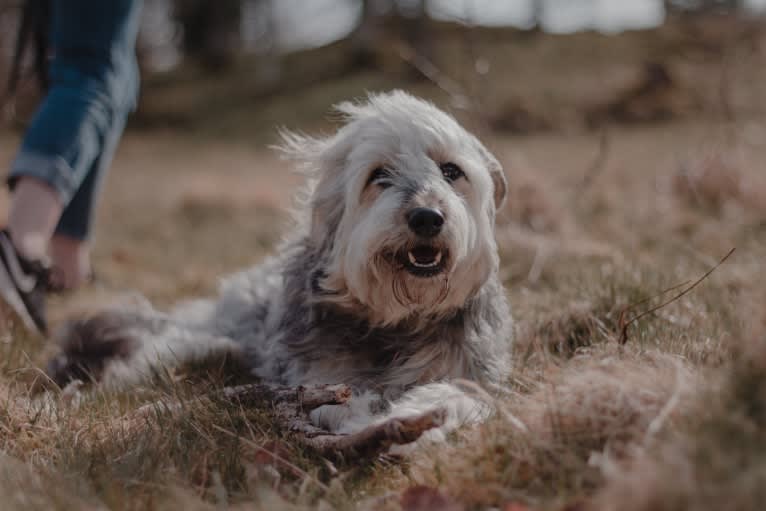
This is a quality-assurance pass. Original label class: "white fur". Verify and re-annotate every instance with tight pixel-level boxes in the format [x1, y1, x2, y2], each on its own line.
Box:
[280, 91, 506, 328]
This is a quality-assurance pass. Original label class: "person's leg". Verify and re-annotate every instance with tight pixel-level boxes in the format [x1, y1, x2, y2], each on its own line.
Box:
[2, 0, 142, 332]
[7, 0, 142, 267]
[50, 110, 130, 290]
[48, 235, 88, 290]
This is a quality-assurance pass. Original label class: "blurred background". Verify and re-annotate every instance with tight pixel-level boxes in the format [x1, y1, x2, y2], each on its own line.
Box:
[2, 0, 766, 140]
[1, 0, 765, 308]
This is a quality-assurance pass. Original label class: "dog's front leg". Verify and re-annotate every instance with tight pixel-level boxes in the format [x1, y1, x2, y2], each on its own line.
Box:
[382, 382, 492, 453]
[309, 389, 386, 433]
[309, 382, 491, 453]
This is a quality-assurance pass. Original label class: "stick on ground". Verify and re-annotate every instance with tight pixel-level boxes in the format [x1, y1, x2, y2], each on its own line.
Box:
[618, 247, 735, 345]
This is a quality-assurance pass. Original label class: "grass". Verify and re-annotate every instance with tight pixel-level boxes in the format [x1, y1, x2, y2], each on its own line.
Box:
[1, 17, 766, 511]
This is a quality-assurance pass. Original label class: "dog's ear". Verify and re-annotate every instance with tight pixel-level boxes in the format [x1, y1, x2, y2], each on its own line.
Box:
[489, 158, 508, 211]
[476, 142, 507, 210]
[276, 129, 352, 247]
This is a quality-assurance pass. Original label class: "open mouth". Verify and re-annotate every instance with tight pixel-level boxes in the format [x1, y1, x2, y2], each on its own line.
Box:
[399, 245, 447, 277]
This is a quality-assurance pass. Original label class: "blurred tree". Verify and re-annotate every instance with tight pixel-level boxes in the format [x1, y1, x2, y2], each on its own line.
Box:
[351, 0, 381, 68]
[350, 0, 431, 71]
[0, 1, 20, 61]
[242, 0, 282, 87]
[397, 0, 431, 62]
[174, 0, 241, 70]
[531, 0, 545, 29]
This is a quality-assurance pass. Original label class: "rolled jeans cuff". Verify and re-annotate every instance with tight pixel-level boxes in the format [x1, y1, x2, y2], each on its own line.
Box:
[8, 152, 79, 204]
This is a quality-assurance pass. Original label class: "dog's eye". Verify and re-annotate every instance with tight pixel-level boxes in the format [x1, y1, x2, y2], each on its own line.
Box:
[440, 162, 465, 183]
[368, 167, 393, 189]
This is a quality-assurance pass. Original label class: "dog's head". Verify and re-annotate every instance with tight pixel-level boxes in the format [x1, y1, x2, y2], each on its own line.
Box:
[281, 91, 506, 327]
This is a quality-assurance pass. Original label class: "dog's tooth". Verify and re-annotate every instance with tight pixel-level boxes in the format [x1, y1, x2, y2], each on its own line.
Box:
[407, 250, 442, 268]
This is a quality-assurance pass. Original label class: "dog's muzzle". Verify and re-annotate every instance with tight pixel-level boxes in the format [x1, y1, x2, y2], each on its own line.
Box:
[397, 208, 448, 277]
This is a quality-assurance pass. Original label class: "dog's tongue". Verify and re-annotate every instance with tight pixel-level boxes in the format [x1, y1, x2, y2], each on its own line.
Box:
[409, 245, 441, 265]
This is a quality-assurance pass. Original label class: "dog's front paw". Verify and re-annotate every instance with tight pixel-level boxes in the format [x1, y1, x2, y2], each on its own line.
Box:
[47, 312, 141, 388]
[309, 390, 386, 434]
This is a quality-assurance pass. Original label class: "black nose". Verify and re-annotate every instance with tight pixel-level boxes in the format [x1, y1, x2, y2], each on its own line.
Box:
[407, 207, 444, 238]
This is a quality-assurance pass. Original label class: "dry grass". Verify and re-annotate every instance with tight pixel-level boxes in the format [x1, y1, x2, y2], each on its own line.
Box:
[1, 21, 766, 510]
[674, 148, 745, 211]
[498, 164, 565, 235]
[409, 349, 695, 510]
[0, 121, 759, 509]
[596, 336, 766, 511]
[2, 124, 762, 510]
[672, 144, 766, 218]
[516, 301, 616, 358]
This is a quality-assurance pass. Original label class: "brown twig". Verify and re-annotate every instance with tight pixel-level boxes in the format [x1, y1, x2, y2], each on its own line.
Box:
[221, 383, 352, 409]
[618, 247, 735, 345]
[618, 279, 692, 321]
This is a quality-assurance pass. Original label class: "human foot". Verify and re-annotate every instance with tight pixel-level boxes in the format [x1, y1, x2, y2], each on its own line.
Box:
[0, 229, 49, 334]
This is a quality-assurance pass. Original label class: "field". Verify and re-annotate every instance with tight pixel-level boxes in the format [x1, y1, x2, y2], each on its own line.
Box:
[1, 17, 766, 510]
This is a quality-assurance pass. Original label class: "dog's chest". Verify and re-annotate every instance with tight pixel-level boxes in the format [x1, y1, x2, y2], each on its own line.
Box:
[284, 313, 475, 390]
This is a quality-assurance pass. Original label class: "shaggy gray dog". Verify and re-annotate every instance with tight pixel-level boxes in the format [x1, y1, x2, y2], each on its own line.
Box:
[48, 91, 513, 444]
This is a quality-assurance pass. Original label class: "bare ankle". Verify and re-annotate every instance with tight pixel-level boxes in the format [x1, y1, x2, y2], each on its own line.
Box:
[50, 234, 91, 290]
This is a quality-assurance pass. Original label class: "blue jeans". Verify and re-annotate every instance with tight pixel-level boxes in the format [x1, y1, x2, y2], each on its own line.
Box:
[8, 0, 143, 240]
